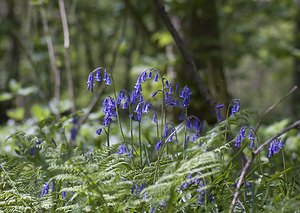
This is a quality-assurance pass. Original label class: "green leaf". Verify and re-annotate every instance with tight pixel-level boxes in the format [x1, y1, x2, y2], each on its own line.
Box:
[17, 86, 37, 96]
[6, 108, 25, 121]
[0, 92, 13, 102]
[31, 104, 51, 121]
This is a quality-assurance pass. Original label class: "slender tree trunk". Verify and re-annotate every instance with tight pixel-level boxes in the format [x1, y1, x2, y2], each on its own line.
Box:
[293, 0, 300, 117]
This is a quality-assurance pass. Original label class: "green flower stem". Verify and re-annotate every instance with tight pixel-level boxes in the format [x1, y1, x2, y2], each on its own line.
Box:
[138, 121, 142, 168]
[110, 73, 126, 143]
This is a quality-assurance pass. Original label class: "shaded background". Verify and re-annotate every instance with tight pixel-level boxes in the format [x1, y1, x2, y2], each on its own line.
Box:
[0, 0, 299, 126]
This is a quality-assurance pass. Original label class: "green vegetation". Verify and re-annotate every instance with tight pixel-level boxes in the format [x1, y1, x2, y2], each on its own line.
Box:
[0, 0, 300, 212]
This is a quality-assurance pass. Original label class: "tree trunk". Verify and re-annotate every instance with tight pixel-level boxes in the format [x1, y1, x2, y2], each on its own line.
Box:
[180, 0, 230, 123]
[293, 0, 300, 117]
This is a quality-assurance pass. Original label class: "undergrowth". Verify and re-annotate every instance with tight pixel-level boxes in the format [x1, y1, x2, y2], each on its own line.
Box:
[1, 67, 300, 212]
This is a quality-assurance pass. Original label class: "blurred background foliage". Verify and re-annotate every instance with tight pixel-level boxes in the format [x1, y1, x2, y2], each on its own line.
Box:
[0, 0, 299, 134]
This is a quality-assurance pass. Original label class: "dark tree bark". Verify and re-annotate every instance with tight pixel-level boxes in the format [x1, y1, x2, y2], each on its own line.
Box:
[0, 0, 20, 124]
[293, 0, 300, 117]
[182, 0, 230, 123]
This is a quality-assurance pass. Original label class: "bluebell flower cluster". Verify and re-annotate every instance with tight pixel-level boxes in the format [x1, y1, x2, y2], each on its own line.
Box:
[41, 181, 50, 197]
[179, 86, 192, 108]
[235, 127, 246, 148]
[30, 139, 42, 156]
[87, 67, 112, 92]
[234, 127, 256, 149]
[179, 174, 208, 205]
[131, 183, 145, 195]
[230, 99, 240, 116]
[185, 117, 203, 143]
[267, 137, 284, 158]
[102, 97, 117, 127]
[87, 67, 204, 156]
[215, 103, 225, 122]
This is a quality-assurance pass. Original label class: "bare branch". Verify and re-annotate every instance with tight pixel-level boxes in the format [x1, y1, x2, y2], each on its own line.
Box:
[40, 7, 60, 103]
[229, 120, 300, 212]
[255, 86, 298, 132]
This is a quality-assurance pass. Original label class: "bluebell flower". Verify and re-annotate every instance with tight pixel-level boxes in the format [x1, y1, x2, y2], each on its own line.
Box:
[168, 127, 175, 142]
[179, 111, 185, 121]
[141, 71, 147, 82]
[41, 181, 50, 197]
[185, 135, 190, 143]
[70, 127, 77, 141]
[278, 138, 284, 149]
[152, 112, 157, 124]
[151, 91, 158, 97]
[235, 127, 245, 148]
[117, 144, 127, 154]
[165, 80, 170, 87]
[122, 100, 128, 109]
[179, 86, 192, 108]
[117, 90, 125, 106]
[148, 71, 152, 79]
[154, 140, 162, 151]
[102, 97, 117, 127]
[87, 73, 94, 91]
[248, 128, 255, 149]
[215, 103, 225, 122]
[103, 70, 111, 85]
[163, 124, 168, 138]
[154, 73, 159, 82]
[70, 116, 78, 141]
[193, 118, 202, 132]
[36, 139, 41, 145]
[186, 118, 192, 129]
[168, 86, 173, 95]
[130, 91, 139, 105]
[129, 148, 133, 158]
[96, 128, 102, 135]
[62, 191, 67, 199]
[30, 147, 35, 156]
[268, 137, 283, 158]
[95, 69, 101, 82]
[180, 182, 189, 190]
[142, 102, 152, 113]
[135, 102, 143, 122]
[230, 99, 240, 116]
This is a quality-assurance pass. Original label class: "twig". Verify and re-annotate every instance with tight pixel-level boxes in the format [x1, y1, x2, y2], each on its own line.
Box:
[229, 120, 300, 212]
[40, 7, 61, 103]
[58, 0, 70, 49]
[58, 0, 75, 112]
[153, 0, 215, 108]
[255, 86, 298, 132]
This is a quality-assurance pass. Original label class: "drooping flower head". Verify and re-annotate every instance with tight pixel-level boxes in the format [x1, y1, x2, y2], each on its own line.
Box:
[179, 86, 192, 108]
[117, 144, 127, 155]
[248, 128, 255, 149]
[215, 103, 225, 122]
[87, 73, 94, 92]
[154, 140, 162, 151]
[102, 97, 117, 127]
[268, 137, 284, 158]
[230, 99, 240, 116]
[235, 127, 246, 148]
